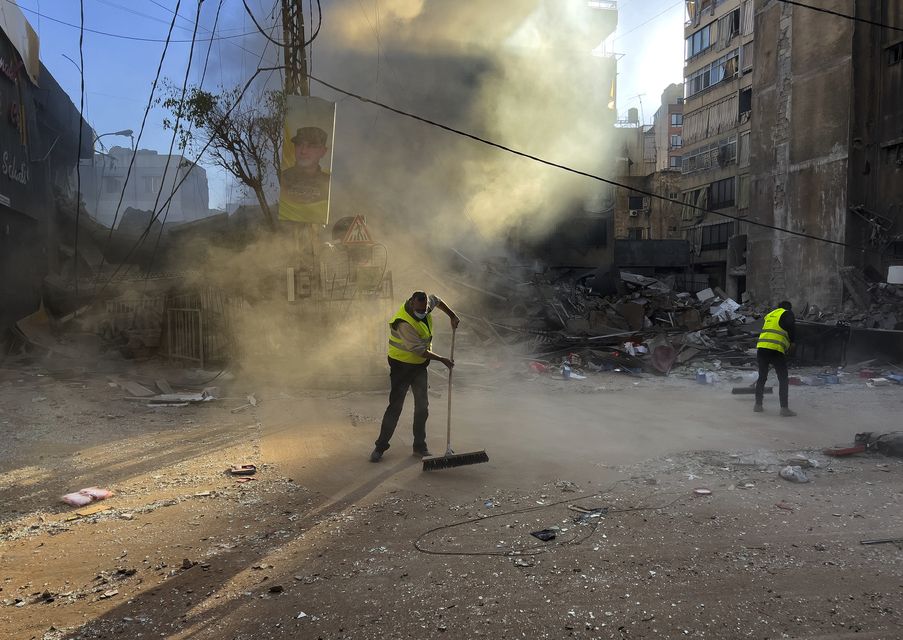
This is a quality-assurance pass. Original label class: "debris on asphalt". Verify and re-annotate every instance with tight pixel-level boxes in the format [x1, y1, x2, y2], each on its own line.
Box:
[779, 465, 810, 483]
[61, 487, 113, 507]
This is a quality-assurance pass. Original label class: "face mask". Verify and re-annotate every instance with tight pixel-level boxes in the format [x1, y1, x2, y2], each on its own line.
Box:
[413, 311, 427, 320]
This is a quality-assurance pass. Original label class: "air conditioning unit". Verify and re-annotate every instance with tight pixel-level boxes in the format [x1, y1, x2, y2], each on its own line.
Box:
[628, 209, 639, 217]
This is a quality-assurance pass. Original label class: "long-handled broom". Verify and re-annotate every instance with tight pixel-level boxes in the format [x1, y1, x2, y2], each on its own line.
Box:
[422, 327, 489, 471]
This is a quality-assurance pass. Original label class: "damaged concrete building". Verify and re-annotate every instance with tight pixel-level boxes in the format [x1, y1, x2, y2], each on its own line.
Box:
[680, 0, 755, 301]
[748, 0, 903, 310]
[0, 6, 94, 338]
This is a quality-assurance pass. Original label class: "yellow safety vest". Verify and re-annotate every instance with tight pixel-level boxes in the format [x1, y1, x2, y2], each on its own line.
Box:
[757, 308, 790, 354]
[387, 304, 433, 364]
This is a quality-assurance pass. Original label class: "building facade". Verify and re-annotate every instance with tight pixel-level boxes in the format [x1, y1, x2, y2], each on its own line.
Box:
[680, 0, 755, 298]
[82, 146, 210, 229]
[0, 6, 94, 334]
[747, 0, 903, 309]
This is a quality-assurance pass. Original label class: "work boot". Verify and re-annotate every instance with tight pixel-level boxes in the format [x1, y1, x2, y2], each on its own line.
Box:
[780, 407, 797, 417]
[413, 448, 433, 458]
[369, 448, 383, 462]
[753, 403, 763, 413]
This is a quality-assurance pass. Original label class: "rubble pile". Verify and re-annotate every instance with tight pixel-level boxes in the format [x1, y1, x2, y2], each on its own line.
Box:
[462, 268, 762, 377]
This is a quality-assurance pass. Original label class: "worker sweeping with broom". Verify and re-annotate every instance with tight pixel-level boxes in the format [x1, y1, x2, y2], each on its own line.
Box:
[370, 291, 488, 470]
[370, 291, 458, 462]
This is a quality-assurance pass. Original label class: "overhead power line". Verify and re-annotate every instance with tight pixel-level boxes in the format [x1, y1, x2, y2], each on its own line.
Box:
[307, 74, 900, 259]
[92, 65, 285, 299]
[775, 0, 903, 33]
[6, 0, 269, 43]
[94, 0, 185, 283]
[242, 0, 322, 50]
[74, 0, 86, 297]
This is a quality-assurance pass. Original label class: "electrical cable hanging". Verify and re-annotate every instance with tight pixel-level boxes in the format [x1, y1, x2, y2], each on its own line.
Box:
[306, 74, 902, 260]
[73, 0, 86, 297]
[775, 0, 903, 33]
[92, 0, 184, 287]
[5, 0, 268, 43]
[91, 64, 285, 300]
[242, 0, 321, 49]
[137, 0, 206, 289]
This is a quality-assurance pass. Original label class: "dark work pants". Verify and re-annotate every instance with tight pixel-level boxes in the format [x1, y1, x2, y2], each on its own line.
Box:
[755, 348, 789, 408]
[375, 358, 429, 452]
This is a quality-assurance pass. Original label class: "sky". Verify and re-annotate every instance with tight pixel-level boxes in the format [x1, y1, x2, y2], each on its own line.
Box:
[13, 0, 685, 211]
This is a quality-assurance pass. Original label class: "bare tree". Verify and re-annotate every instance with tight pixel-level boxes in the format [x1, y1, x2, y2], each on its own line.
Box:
[161, 82, 285, 229]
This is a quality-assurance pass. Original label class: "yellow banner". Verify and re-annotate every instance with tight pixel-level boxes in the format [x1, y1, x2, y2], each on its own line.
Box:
[279, 96, 336, 225]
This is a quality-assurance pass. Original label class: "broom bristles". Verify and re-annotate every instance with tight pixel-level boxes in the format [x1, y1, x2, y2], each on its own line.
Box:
[422, 450, 489, 471]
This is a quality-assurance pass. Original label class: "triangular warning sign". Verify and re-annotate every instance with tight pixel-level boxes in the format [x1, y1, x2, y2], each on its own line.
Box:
[342, 215, 373, 244]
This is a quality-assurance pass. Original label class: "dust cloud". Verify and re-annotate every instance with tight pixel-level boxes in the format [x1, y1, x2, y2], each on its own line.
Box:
[151, 1, 621, 384]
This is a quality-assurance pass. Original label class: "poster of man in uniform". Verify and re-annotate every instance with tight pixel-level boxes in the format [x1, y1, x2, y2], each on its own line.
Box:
[279, 95, 336, 225]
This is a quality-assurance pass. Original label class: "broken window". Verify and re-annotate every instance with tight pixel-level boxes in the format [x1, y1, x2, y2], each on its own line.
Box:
[628, 195, 646, 210]
[738, 88, 752, 117]
[888, 42, 903, 66]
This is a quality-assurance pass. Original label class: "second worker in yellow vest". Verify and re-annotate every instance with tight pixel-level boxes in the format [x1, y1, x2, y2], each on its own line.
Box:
[754, 301, 797, 417]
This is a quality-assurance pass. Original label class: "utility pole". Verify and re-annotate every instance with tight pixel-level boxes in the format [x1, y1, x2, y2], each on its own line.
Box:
[282, 0, 309, 97]
[281, 0, 319, 294]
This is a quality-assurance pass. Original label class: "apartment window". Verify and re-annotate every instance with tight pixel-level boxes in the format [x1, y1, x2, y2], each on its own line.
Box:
[627, 227, 649, 240]
[738, 131, 750, 168]
[686, 23, 713, 59]
[671, 134, 683, 148]
[685, 49, 740, 98]
[671, 113, 683, 126]
[628, 195, 646, 210]
[717, 8, 741, 45]
[739, 88, 752, 116]
[701, 222, 732, 250]
[888, 42, 903, 66]
[670, 156, 682, 169]
[710, 177, 736, 209]
[681, 135, 737, 174]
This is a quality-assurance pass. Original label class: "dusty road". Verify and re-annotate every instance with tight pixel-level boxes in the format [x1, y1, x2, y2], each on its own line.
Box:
[1, 355, 902, 639]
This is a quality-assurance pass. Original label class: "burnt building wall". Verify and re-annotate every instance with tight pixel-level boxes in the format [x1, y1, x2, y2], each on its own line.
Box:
[747, 0, 851, 309]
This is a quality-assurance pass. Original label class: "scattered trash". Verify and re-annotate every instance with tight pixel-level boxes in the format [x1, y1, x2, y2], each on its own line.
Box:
[513, 557, 535, 567]
[823, 444, 867, 456]
[235, 477, 257, 484]
[483, 500, 495, 508]
[296, 611, 308, 619]
[231, 394, 260, 413]
[61, 487, 114, 507]
[779, 465, 810, 483]
[775, 501, 795, 512]
[530, 529, 557, 542]
[228, 464, 257, 476]
[99, 590, 119, 599]
[855, 431, 903, 457]
[692, 488, 712, 496]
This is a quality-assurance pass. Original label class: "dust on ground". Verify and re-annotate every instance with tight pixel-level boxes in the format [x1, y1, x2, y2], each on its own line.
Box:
[1, 354, 902, 640]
